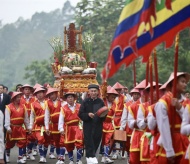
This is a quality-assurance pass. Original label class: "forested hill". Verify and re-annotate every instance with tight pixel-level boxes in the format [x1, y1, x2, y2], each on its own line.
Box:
[0, 1, 75, 88]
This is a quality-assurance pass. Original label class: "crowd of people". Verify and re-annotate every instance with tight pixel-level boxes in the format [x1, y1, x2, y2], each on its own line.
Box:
[1, 71, 190, 164]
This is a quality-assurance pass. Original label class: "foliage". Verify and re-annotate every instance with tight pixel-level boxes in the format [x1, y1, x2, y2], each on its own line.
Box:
[24, 59, 54, 85]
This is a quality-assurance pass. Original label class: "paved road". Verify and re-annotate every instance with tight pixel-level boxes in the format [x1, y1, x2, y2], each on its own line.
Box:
[8, 147, 128, 164]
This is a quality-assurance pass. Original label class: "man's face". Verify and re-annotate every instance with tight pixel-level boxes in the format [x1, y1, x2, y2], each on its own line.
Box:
[36, 91, 45, 100]
[132, 93, 140, 101]
[3, 88, 8, 94]
[14, 95, 21, 104]
[49, 92, 57, 101]
[176, 76, 187, 93]
[23, 87, 31, 96]
[107, 94, 117, 103]
[116, 89, 122, 94]
[66, 95, 75, 105]
[124, 88, 128, 94]
[0, 86, 4, 94]
[88, 88, 99, 99]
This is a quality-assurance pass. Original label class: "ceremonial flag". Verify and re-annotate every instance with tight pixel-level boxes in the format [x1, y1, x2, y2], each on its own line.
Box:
[101, 0, 190, 80]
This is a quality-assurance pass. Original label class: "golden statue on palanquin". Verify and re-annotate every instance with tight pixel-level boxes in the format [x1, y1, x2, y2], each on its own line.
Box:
[51, 23, 98, 96]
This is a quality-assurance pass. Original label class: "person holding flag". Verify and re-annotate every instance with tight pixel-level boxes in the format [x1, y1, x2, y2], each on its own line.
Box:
[120, 88, 141, 162]
[155, 72, 189, 164]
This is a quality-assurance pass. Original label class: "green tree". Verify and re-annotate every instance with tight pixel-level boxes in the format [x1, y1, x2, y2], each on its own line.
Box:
[24, 59, 54, 85]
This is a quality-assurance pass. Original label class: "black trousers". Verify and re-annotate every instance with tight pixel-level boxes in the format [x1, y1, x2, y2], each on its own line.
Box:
[84, 127, 102, 157]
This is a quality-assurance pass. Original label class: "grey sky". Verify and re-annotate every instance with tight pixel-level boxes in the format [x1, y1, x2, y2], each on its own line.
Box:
[0, 0, 80, 25]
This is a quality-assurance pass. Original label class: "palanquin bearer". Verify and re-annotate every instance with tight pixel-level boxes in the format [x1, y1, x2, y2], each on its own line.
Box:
[101, 87, 118, 164]
[29, 87, 51, 163]
[5, 92, 29, 164]
[45, 88, 66, 164]
[20, 84, 36, 161]
[58, 92, 83, 164]
[127, 80, 147, 164]
[154, 72, 190, 164]
[120, 88, 141, 162]
[137, 82, 162, 164]
[78, 84, 106, 164]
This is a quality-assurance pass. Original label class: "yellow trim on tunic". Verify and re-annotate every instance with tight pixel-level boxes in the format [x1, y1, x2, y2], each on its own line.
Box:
[128, 106, 134, 118]
[159, 99, 168, 110]
[140, 134, 150, 161]
[65, 119, 79, 125]
[103, 129, 114, 133]
[50, 112, 60, 117]
[10, 117, 24, 121]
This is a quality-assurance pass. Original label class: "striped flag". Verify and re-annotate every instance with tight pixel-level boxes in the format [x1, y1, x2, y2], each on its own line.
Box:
[101, 0, 190, 80]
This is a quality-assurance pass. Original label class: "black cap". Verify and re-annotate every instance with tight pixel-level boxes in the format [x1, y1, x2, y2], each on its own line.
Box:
[88, 84, 99, 90]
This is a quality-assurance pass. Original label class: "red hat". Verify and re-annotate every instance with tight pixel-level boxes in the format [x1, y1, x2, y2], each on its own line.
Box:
[63, 92, 77, 99]
[135, 79, 149, 89]
[130, 88, 140, 94]
[107, 87, 118, 95]
[107, 85, 112, 91]
[165, 72, 190, 87]
[33, 83, 43, 89]
[159, 82, 167, 90]
[113, 82, 124, 89]
[11, 92, 23, 101]
[33, 87, 46, 95]
[20, 84, 34, 92]
[46, 88, 59, 97]
[145, 82, 162, 90]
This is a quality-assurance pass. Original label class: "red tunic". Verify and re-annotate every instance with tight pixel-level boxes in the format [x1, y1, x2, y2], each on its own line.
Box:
[156, 91, 188, 157]
[6, 103, 26, 140]
[148, 104, 160, 164]
[20, 96, 36, 116]
[62, 103, 83, 144]
[124, 100, 133, 136]
[114, 94, 126, 128]
[31, 100, 46, 131]
[138, 102, 150, 162]
[129, 99, 144, 152]
[47, 99, 62, 134]
[102, 99, 115, 145]
[20, 96, 36, 132]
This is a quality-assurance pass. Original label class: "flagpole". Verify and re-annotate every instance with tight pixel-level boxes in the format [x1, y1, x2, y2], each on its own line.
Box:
[145, 60, 149, 102]
[149, 55, 153, 105]
[173, 33, 179, 97]
[153, 48, 159, 101]
[171, 33, 179, 134]
[133, 60, 136, 87]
